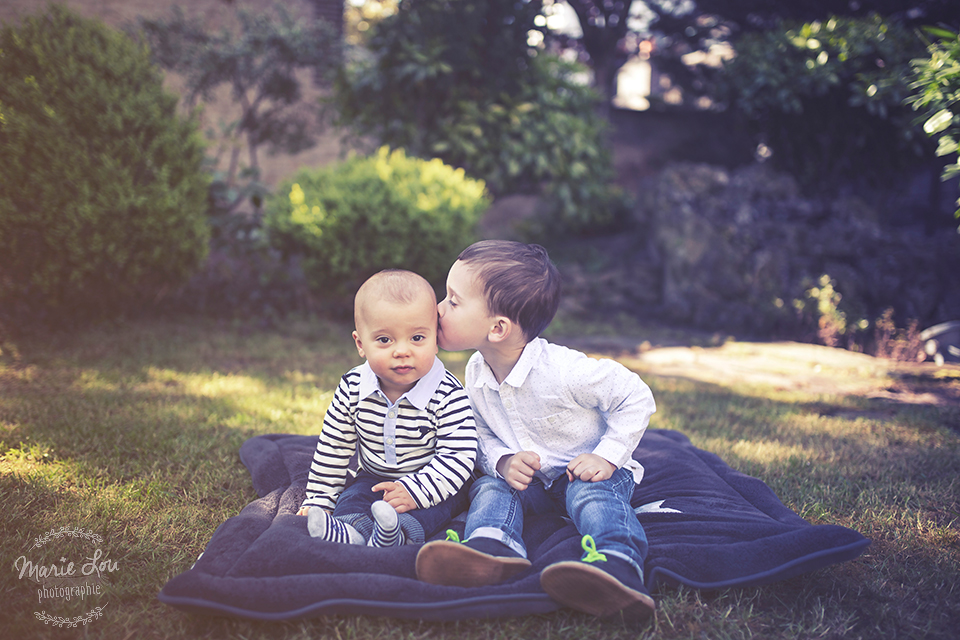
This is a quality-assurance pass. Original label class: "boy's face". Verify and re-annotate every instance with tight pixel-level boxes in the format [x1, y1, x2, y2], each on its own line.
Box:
[438, 260, 495, 352]
[353, 291, 438, 401]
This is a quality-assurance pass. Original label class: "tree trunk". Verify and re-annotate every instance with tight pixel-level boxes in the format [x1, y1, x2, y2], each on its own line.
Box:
[566, 1, 633, 117]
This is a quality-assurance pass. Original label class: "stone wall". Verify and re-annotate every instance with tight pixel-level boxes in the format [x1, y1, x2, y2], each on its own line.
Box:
[559, 162, 960, 341]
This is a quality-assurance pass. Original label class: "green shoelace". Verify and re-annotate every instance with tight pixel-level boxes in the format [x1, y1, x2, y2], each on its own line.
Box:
[581, 535, 607, 563]
[446, 530, 607, 564]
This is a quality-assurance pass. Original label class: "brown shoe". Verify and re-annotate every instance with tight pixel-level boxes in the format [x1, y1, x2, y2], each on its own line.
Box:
[540, 560, 656, 624]
[415, 539, 531, 587]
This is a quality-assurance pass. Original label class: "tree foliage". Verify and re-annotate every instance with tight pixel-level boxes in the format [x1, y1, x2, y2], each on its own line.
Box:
[909, 27, 960, 226]
[718, 14, 930, 189]
[561, 1, 960, 107]
[137, 4, 341, 214]
[333, 0, 628, 231]
[0, 4, 209, 326]
[663, 1, 960, 98]
[562, 1, 634, 106]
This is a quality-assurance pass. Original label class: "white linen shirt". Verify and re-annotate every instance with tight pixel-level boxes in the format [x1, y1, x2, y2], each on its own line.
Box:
[466, 338, 656, 486]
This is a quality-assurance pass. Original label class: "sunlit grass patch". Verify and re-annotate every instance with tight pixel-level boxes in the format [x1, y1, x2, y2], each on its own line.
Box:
[728, 438, 811, 466]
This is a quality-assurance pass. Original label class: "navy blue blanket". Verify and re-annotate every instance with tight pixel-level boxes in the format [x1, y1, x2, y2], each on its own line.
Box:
[158, 429, 869, 620]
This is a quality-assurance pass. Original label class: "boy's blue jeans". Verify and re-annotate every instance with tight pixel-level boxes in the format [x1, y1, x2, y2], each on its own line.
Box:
[464, 467, 648, 580]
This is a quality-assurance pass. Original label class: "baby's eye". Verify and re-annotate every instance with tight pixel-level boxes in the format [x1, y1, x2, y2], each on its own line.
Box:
[376, 336, 391, 345]
[448, 300, 458, 308]
[412, 334, 426, 343]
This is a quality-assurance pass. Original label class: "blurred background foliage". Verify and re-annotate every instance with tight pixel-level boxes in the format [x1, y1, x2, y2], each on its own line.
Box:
[718, 13, 930, 191]
[331, 0, 629, 233]
[264, 146, 488, 307]
[136, 4, 343, 217]
[909, 26, 960, 221]
[1, 0, 959, 358]
[0, 5, 209, 328]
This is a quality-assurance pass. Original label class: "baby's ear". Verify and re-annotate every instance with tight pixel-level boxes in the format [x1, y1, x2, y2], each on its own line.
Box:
[352, 331, 366, 358]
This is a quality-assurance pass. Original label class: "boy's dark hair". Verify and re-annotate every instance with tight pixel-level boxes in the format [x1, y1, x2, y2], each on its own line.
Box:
[457, 240, 560, 342]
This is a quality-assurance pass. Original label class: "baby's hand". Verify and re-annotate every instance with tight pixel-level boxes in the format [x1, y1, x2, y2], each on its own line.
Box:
[498, 451, 541, 491]
[372, 481, 417, 513]
[296, 506, 310, 516]
[566, 453, 616, 482]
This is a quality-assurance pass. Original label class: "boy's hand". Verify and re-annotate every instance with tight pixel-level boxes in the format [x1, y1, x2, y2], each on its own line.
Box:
[566, 453, 616, 483]
[497, 451, 541, 491]
[372, 481, 417, 513]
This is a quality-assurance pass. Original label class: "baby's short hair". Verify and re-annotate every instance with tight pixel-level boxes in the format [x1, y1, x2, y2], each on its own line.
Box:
[354, 269, 436, 328]
[457, 240, 560, 342]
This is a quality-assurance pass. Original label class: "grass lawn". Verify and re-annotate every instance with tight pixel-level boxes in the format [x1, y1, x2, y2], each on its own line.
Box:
[2, 316, 958, 639]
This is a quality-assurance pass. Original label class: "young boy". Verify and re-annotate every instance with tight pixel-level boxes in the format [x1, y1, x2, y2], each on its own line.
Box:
[296, 269, 477, 548]
[415, 241, 657, 623]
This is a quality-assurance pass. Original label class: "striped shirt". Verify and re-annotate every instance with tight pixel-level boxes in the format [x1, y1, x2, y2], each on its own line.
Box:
[302, 357, 477, 512]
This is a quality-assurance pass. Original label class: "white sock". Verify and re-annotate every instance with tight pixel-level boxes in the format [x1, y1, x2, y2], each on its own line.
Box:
[307, 509, 365, 545]
[368, 500, 405, 547]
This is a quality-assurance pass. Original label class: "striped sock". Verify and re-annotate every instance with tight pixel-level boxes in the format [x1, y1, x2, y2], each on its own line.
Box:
[339, 513, 374, 542]
[369, 500, 405, 547]
[307, 509, 365, 545]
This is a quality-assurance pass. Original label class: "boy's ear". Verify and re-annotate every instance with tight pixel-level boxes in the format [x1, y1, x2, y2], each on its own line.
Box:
[487, 316, 514, 343]
[352, 330, 366, 358]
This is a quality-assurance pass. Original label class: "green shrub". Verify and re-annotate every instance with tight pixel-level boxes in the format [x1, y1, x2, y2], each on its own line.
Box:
[265, 147, 488, 305]
[332, 0, 626, 233]
[137, 4, 341, 216]
[0, 5, 209, 325]
[792, 274, 868, 349]
[909, 27, 960, 227]
[871, 307, 922, 362]
[432, 55, 630, 233]
[720, 14, 928, 190]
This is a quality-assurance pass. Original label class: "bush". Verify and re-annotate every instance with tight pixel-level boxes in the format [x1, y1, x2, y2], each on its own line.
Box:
[0, 5, 210, 327]
[332, 0, 626, 233]
[137, 4, 341, 216]
[720, 14, 929, 190]
[433, 55, 630, 233]
[909, 27, 960, 227]
[264, 147, 488, 306]
[871, 307, 923, 362]
[792, 274, 868, 349]
[164, 210, 315, 323]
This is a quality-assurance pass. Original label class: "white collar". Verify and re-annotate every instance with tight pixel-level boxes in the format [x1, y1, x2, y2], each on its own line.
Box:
[474, 338, 544, 390]
[358, 356, 446, 409]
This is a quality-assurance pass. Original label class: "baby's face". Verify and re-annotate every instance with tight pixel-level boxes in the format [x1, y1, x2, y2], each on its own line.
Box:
[353, 292, 438, 402]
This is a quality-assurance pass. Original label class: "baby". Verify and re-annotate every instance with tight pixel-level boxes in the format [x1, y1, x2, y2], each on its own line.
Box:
[297, 269, 477, 547]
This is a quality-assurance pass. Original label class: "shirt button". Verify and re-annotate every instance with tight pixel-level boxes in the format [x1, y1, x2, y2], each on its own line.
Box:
[504, 400, 513, 410]
[386, 437, 395, 445]
[388, 410, 397, 418]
